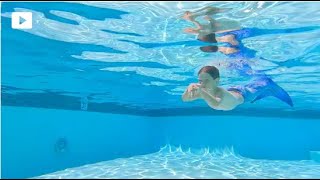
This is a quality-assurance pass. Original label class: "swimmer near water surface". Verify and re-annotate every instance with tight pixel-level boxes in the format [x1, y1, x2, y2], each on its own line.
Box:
[182, 66, 293, 111]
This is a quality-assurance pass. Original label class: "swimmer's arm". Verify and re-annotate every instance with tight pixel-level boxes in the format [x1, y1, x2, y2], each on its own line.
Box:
[204, 15, 219, 29]
[183, 20, 203, 34]
[191, 7, 211, 18]
[191, 20, 203, 30]
[193, 6, 213, 13]
[192, 6, 216, 16]
[199, 88, 222, 108]
[193, 6, 232, 17]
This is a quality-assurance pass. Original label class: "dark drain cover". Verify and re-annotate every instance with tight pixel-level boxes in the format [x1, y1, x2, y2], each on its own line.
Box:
[55, 137, 68, 153]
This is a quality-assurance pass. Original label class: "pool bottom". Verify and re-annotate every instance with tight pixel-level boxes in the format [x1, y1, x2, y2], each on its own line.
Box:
[34, 145, 320, 179]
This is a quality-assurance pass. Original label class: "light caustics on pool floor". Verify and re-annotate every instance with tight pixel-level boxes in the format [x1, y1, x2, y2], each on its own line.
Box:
[34, 145, 320, 179]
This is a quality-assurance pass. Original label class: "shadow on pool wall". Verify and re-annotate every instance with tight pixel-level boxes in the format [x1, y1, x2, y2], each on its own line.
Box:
[2, 106, 320, 178]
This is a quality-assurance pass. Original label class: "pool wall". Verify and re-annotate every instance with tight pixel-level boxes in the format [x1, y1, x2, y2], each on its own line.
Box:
[161, 116, 320, 160]
[2, 106, 320, 178]
[2, 106, 165, 179]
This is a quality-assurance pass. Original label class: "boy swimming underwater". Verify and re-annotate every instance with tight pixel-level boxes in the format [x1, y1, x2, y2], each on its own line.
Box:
[182, 66, 293, 111]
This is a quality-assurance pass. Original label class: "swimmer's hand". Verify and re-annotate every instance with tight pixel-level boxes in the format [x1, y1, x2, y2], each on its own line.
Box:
[182, 83, 201, 102]
[187, 83, 201, 98]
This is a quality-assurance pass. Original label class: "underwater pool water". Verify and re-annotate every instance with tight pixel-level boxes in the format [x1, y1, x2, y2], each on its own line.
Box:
[1, 1, 320, 179]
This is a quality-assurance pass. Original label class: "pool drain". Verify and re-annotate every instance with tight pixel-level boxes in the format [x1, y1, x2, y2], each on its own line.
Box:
[55, 137, 68, 153]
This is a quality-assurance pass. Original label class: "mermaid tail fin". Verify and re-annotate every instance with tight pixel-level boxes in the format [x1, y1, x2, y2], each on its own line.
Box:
[249, 76, 294, 107]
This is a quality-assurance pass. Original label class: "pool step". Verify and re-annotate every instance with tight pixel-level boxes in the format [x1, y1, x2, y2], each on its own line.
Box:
[310, 151, 320, 163]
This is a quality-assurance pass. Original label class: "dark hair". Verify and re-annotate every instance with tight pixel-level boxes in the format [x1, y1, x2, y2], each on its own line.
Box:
[197, 33, 217, 43]
[198, 66, 220, 79]
[200, 45, 218, 52]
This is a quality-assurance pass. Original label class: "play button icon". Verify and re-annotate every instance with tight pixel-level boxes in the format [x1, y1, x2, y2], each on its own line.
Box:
[11, 12, 33, 29]
[19, 16, 26, 25]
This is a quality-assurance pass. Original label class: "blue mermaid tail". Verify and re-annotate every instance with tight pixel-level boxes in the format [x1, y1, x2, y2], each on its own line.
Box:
[227, 75, 294, 107]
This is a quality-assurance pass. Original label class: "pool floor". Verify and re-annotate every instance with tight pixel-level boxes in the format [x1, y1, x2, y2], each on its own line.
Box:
[34, 145, 320, 179]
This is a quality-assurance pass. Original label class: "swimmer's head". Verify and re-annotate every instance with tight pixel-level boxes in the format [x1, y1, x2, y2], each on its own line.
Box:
[200, 46, 219, 53]
[198, 66, 220, 89]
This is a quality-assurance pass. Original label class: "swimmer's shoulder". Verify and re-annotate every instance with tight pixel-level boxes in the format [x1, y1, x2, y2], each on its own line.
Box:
[220, 87, 242, 99]
[226, 88, 245, 104]
[217, 87, 227, 98]
[218, 87, 244, 107]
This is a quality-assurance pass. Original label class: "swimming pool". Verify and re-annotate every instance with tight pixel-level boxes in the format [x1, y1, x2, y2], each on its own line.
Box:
[1, 1, 320, 179]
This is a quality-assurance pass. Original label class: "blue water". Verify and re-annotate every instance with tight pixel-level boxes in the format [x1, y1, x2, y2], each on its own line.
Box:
[1, 1, 320, 179]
